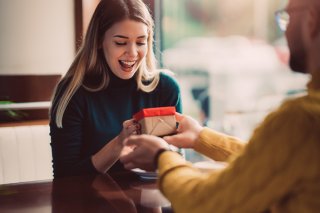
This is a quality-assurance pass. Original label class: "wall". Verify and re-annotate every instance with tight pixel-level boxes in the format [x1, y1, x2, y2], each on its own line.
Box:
[0, 0, 75, 75]
[82, 0, 100, 34]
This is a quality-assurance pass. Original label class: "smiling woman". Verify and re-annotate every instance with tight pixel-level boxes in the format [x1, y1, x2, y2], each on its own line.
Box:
[49, 0, 182, 178]
[102, 19, 149, 80]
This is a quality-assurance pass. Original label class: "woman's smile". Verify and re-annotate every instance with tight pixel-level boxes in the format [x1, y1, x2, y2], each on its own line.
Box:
[103, 19, 148, 79]
[119, 60, 137, 72]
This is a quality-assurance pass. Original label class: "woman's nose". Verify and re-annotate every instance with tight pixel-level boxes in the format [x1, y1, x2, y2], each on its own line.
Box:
[126, 44, 138, 57]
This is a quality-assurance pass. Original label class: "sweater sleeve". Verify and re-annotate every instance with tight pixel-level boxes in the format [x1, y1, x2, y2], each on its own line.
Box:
[158, 100, 319, 213]
[50, 86, 97, 178]
[194, 127, 245, 161]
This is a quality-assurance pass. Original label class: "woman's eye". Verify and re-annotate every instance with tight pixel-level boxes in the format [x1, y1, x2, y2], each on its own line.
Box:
[137, 42, 146, 46]
[115, 42, 126, 46]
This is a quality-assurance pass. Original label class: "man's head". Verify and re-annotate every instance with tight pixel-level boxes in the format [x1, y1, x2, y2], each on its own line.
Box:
[286, 0, 320, 73]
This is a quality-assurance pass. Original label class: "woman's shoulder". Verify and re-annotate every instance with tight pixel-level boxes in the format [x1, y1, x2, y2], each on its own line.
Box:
[158, 69, 180, 90]
[52, 77, 89, 107]
[55, 78, 77, 93]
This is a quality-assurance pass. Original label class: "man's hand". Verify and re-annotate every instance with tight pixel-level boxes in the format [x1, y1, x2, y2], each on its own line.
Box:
[120, 135, 169, 171]
[163, 113, 203, 149]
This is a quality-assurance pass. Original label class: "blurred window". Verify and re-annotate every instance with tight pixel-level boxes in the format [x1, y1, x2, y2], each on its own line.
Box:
[158, 0, 309, 143]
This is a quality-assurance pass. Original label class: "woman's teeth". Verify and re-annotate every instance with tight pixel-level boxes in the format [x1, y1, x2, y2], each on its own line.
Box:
[120, 60, 135, 68]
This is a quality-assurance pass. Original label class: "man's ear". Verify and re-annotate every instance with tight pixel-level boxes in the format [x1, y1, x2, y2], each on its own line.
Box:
[308, 7, 320, 39]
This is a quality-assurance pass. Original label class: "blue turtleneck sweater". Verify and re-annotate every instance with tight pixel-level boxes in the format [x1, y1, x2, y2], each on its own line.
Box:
[50, 72, 182, 178]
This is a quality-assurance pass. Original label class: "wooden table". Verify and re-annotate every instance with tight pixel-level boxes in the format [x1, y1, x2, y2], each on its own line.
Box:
[0, 172, 172, 213]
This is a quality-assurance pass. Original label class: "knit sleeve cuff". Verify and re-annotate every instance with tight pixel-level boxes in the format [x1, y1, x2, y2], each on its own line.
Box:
[158, 151, 187, 175]
[194, 127, 245, 161]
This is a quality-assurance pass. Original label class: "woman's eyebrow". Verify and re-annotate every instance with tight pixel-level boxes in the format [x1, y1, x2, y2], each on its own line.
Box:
[113, 35, 128, 39]
[113, 35, 147, 39]
[137, 35, 147, 39]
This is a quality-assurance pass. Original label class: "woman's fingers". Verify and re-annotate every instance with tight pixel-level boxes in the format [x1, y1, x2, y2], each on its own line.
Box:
[122, 120, 141, 135]
[126, 125, 139, 134]
[123, 162, 136, 170]
[118, 120, 141, 144]
[122, 119, 134, 127]
[175, 112, 184, 122]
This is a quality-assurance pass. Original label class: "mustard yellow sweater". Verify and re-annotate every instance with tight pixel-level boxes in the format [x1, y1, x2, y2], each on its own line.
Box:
[158, 90, 320, 213]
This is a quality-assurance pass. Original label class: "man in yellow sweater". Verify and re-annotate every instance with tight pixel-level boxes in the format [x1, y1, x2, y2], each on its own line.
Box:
[120, 0, 320, 212]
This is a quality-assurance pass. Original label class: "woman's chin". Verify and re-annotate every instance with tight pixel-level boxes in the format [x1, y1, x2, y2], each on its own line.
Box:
[118, 70, 136, 80]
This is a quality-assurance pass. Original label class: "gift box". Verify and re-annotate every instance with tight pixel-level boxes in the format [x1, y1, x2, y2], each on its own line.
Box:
[133, 107, 177, 136]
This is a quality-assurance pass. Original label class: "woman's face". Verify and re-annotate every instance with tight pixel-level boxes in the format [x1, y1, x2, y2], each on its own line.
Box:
[102, 19, 148, 80]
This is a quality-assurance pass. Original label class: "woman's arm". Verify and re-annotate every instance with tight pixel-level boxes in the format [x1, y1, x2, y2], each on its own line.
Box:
[50, 87, 139, 177]
[50, 88, 93, 177]
[92, 119, 139, 173]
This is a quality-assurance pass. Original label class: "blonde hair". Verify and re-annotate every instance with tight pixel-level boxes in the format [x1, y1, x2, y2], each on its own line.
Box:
[51, 0, 159, 128]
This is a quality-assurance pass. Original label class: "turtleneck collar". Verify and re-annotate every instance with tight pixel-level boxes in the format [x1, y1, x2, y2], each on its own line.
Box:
[107, 70, 137, 89]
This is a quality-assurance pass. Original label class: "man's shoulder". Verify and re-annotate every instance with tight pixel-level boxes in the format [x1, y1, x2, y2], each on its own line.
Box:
[265, 94, 318, 128]
[280, 94, 317, 114]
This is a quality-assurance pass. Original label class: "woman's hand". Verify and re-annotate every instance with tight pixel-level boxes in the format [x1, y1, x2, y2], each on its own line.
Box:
[118, 119, 140, 157]
[163, 113, 204, 149]
[118, 119, 140, 144]
[120, 135, 169, 171]
[91, 119, 140, 173]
